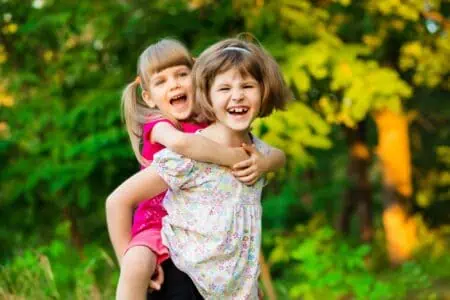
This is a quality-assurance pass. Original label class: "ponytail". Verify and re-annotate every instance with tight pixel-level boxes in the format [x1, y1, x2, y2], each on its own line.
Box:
[121, 79, 153, 166]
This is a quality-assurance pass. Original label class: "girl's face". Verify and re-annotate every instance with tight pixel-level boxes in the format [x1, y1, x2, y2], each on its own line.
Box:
[143, 65, 193, 120]
[209, 67, 261, 132]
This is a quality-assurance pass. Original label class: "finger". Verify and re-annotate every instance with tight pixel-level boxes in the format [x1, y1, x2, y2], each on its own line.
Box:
[237, 174, 258, 185]
[246, 177, 259, 186]
[233, 167, 256, 178]
[149, 280, 161, 291]
[232, 158, 253, 170]
[241, 143, 257, 154]
[154, 265, 164, 285]
[248, 177, 259, 185]
[149, 265, 164, 291]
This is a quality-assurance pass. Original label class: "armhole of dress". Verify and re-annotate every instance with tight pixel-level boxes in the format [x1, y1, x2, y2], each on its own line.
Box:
[249, 132, 254, 143]
[145, 119, 172, 145]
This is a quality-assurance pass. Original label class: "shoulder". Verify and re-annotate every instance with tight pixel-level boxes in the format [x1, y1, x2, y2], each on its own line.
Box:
[251, 135, 272, 156]
[152, 149, 196, 189]
[143, 118, 174, 134]
[142, 118, 176, 144]
[154, 149, 195, 173]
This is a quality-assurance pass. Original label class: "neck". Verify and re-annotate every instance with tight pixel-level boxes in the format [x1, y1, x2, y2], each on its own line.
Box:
[202, 122, 251, 147]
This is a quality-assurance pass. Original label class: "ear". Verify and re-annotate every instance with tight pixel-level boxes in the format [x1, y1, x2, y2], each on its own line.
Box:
[142, 90, 156, 108]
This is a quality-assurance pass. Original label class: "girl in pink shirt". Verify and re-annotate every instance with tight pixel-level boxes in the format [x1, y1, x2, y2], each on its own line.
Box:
[108, 39, 286, 300]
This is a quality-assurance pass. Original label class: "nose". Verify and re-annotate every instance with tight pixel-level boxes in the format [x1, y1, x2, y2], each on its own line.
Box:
[231, 88, 244, 102]
[169, 76, 181, 90]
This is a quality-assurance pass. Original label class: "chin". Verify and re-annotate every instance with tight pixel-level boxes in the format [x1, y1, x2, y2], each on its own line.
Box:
[174, 114, 190, 121]
[228, 123, 251, 132]
[173, 110, 192, 120]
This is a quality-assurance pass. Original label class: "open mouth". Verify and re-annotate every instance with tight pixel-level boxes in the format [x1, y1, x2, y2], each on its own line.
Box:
[169, 94, 188, 106]
[227, 106, 249, 116]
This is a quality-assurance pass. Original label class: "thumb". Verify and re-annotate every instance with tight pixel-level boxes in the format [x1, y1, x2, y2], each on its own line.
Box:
[241, 143, 256, 154]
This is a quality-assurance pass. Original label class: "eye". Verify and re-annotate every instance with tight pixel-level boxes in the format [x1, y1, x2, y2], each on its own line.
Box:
[179, 71, 189, 77]
[219, 87, 230, 92]
[243, 85, 254, 89]
[154, 79, 165, 86]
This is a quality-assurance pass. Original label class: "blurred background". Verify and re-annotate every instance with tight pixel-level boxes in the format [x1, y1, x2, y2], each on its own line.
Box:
[1, 0, 450, 299]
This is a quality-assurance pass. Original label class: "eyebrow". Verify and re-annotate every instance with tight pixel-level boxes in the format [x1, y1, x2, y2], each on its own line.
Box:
[215, 83, 231, 88]
[174, 66, 189, 73]
[177, 66, 189, 71]
[151, 75, 164, 83]
[152, 66, 189, 81]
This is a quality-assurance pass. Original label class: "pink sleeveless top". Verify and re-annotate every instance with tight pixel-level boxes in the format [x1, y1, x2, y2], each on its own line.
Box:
[131, 119, 206, 237]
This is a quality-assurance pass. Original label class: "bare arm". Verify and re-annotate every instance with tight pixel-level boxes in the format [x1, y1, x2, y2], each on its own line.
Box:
[263, 146, 286, 173]
[151, 122, 248, 167]
[105, 167, 168, 264]
[232, 144, 286, 185]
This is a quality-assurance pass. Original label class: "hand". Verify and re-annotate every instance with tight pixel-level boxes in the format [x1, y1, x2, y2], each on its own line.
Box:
[232, 143, 268, 186]
[148, 264, 164, 291]
[230, 147, 250, 166]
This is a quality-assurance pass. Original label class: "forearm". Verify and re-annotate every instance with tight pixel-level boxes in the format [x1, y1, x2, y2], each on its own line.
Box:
[264, 148, 286, 173]
[105, 167, 169, 265]
[106, 194, 133, 265]
[152, 122, 248, 167]
[173, 135, 247, 167]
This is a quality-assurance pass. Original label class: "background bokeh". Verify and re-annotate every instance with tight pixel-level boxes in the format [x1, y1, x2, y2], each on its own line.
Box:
[1, 0, 450, 299]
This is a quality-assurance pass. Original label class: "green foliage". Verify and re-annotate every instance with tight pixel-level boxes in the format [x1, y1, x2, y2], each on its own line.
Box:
[264, 214, 450, 299]
[0, 242, 118, 300]
[282, 39, 412, 126]
[400, 38, 450, 88]
[266, 216, 393, 299]
[253, 102, 332, 168]
[1, 0, 450, 298]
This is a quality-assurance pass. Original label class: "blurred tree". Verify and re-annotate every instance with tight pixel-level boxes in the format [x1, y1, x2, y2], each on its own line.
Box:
[0, 1, 334, 298]
[232, 0, 450, 264]
[0, 0, 135, 256]
[2, 2, 450, 295]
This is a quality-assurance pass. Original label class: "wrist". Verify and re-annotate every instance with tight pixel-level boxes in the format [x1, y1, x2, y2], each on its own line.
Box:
[231, 147, 247, 166]
[259, 157, 270, 173]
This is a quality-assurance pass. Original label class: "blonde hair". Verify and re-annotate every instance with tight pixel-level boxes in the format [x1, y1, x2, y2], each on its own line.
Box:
[121, 39, 194, 166]
[192, 38, 291, 122]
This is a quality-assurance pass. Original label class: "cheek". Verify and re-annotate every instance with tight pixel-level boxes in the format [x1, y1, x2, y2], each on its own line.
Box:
[152, 86, 165, 97]
[252, 89, 262, 103]
[182, 77, 192, 88]
[209, 92, 218, 107]
[213, 94, 228, 109]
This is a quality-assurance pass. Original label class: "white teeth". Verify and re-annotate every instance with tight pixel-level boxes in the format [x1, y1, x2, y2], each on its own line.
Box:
[171, 94, 185, 100]
[228, 107, 249, 113]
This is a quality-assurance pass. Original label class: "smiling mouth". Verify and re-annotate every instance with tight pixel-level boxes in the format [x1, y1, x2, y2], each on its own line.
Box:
[170, 94, 188, 105]
[227, 106, 249, 115]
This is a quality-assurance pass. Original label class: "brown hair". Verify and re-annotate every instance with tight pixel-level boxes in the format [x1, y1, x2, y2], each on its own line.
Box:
[121, 39, 194, 166]
[192, 38, 291, 122]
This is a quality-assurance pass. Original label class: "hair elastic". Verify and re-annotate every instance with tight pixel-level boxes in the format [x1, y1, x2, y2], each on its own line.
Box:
[222, 46, 251, 54]
[135, 75, 141, 84]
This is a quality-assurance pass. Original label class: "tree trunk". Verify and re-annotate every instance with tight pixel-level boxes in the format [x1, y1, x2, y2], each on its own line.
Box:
[374, 110, 418, 265]
[259, 251, 277, 300]
[63, 206, 84, 258]
[338, 121, 373, 242]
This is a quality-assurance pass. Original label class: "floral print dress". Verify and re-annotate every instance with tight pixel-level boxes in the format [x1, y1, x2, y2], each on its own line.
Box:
[151, 136, 271, 299]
